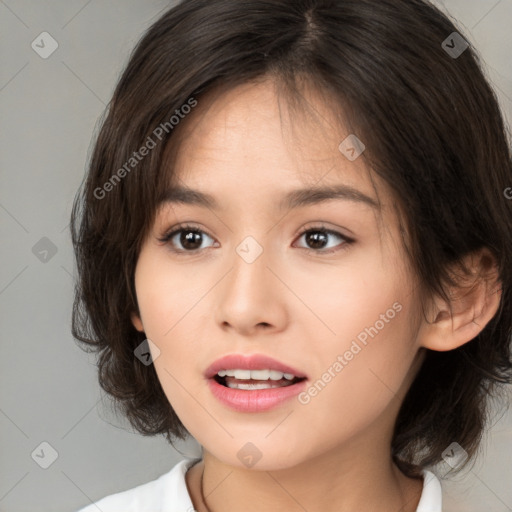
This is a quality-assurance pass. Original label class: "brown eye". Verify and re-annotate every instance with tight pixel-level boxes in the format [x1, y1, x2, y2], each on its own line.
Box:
[158, 224, 216, 253]
[294, 227, 354, 254]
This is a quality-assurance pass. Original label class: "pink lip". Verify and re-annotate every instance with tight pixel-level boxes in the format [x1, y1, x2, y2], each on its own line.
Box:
[205, 353, 308, 413]
[207, 378, 307, 413]
[204, 353, 307, 379]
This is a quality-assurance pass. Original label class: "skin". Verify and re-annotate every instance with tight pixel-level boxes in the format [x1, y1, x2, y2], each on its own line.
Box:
[131, 77, 502, 512]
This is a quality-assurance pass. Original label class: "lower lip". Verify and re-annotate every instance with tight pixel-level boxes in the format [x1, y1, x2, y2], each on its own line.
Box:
[207, 378, 308, 412]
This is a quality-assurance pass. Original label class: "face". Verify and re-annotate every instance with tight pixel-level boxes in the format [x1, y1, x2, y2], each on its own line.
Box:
[132, 78, 425, 470]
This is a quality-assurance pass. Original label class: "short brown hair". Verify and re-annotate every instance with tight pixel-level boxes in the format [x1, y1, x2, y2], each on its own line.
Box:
[71, 0, 512, 477]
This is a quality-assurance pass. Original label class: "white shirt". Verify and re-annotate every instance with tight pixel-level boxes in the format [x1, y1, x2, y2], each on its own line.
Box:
[75, 458, 443, 511]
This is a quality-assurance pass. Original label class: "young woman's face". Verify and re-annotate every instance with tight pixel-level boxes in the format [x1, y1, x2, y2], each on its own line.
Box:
[132, 79, 426, 470]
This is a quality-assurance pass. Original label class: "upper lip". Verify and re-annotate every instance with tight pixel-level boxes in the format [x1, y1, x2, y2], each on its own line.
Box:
[205, 354, 307, 379]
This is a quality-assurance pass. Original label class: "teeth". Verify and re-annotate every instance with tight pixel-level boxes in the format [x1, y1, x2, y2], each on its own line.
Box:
[233, 369, 251, 379]
[269, 370, 282, 380]
[216, 369, 297, 380]
[251, 369, 272, 380]
[226, 381, 292, 390]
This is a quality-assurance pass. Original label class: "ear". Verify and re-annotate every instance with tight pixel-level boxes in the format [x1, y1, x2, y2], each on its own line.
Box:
[418, 248, 502, 352]
[131, 311, 144, 332]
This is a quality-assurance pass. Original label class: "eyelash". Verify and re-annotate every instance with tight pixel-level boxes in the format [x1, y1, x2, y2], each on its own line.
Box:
[157, 223, 354, 256]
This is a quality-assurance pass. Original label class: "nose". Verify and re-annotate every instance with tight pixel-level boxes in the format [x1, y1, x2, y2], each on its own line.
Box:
[213, 240, 288, 336]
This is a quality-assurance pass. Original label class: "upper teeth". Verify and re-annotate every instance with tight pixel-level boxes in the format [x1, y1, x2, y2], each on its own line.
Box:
[217, 369, 296, 380]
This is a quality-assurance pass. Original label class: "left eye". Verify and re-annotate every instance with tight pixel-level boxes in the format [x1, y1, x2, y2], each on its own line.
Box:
[294, 227, 352, 253]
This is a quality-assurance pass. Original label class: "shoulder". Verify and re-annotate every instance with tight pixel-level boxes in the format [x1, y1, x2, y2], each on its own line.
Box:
[416, 470, 443, 512]
[74, 458, 198, 512]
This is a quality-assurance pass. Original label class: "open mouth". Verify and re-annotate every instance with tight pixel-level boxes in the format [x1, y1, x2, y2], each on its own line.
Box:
[206, 362, 309, 412]
[213, 369, 306, 390]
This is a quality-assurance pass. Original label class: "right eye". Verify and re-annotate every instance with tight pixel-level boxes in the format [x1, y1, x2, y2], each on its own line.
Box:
[158, 223, 218, 254]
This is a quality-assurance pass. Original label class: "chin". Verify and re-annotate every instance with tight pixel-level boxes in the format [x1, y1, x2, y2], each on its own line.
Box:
[202, 436, 309, 472]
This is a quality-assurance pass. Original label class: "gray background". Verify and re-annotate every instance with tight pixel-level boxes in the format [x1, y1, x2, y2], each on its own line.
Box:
[0, 1, 511, 511]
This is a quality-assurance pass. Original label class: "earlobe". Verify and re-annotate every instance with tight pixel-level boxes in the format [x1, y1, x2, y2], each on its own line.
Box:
[131, 311, 144, 332]
[418, 248, 502, 352]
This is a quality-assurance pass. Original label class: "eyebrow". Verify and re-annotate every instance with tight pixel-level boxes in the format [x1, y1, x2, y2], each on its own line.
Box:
[158, 184, 380, 211]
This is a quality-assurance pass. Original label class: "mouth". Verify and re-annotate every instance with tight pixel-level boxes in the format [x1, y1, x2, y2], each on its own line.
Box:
[205, 354, 308, 412]
[213, 369, 306, 390]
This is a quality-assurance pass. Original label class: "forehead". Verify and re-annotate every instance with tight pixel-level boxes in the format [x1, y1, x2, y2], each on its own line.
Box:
[161, 78, 386, 214]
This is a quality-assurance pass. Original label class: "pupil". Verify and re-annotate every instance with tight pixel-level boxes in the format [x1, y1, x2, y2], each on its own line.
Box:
[181, 230, 202, 250]
[307, 231, 327, 249]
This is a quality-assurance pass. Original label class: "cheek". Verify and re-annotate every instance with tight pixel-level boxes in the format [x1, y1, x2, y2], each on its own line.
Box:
[134, 253, 209, 339]
[133, 254, 212, 400]
[331, 274, 417, 388]
[295, 254, 418, 424]
[295, 311, 418, 447]
[292, 245, 407, 347]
